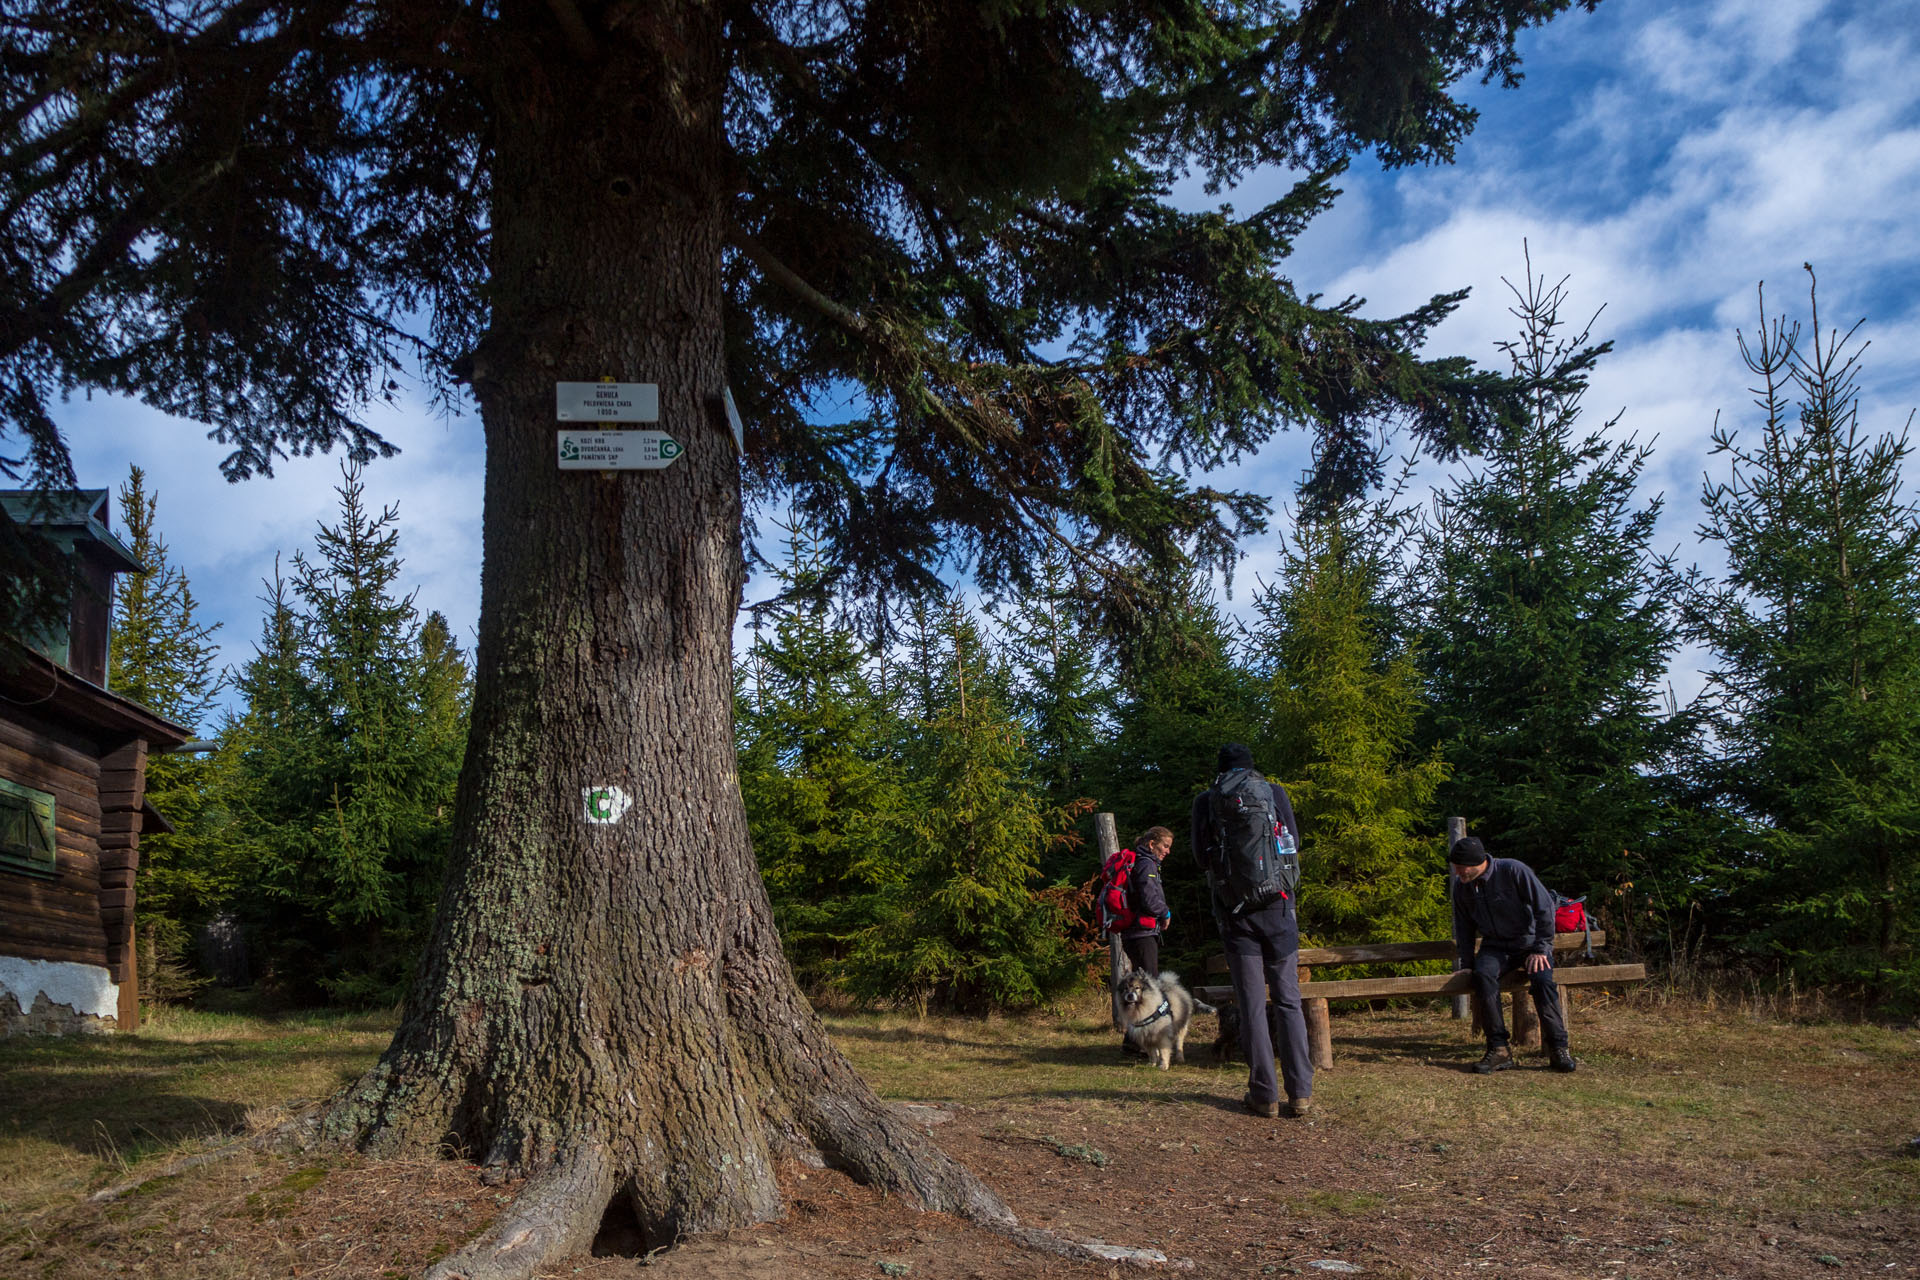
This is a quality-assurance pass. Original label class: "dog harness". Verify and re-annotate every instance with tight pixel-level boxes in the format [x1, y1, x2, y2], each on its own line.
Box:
[1131, 996, 1173, 1031]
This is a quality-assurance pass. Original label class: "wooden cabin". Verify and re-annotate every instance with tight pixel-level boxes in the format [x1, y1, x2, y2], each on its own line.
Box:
[2, 489, 188, 1035]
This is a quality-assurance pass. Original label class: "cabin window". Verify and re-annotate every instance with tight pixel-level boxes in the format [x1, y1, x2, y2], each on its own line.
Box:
[0, 777, 57, 877]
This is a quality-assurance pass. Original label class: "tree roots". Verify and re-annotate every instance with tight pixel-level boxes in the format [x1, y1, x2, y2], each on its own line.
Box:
[423, 1137, 615, 1280]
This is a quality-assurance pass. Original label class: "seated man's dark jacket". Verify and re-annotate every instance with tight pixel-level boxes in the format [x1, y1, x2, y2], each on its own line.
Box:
[1189, 777, 1301, 918]
[1452, 857, 1556, 969]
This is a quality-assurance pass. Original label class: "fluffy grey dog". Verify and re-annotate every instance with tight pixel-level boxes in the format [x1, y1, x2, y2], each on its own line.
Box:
[1119, 968, 1214, 1069]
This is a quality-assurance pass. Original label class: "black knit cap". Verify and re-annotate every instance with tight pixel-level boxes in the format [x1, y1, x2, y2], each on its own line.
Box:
[1217, 742, 1254, 772]
[1448, 836, 1489, 866]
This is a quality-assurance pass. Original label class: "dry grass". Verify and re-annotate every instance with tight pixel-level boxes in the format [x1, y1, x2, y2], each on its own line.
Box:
[824, 987, 1920, 1219]
[0, 1004, 393, 1223]
[0, 988, 1914, 1278]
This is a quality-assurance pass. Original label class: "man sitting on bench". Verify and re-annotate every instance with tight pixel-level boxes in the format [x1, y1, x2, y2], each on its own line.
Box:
[1450, 837, 1578, 1075]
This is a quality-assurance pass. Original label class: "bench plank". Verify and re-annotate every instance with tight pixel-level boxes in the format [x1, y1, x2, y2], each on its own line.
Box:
[1196, 962, 1644, 1006]
[1205, 931, 1608, 975]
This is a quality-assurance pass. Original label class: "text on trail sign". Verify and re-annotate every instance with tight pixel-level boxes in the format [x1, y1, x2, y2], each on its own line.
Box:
[558, 431, 684, 470]
[555, 381, 660, 422]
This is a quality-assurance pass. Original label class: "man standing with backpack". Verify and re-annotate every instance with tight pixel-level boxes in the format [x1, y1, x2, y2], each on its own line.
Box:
[1191, 743, 1313, 1118]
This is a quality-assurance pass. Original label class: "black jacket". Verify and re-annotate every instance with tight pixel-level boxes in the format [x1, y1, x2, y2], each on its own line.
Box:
[1452, 857, 1556, 968]
[1119, 848, 1169, 937]
[1190, 775, 1301, 915]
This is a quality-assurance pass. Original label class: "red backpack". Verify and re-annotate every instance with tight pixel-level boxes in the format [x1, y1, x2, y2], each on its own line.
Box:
[1552, 892, 1594, 957]
[1099, 848, 1155, 934]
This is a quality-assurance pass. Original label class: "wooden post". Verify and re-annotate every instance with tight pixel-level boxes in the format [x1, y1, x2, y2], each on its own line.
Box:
[1511, 989, 1540, 1048]
[1301, 963, 1333, 1071]
[1446, 817, 1469, 1021]
[1097, 812, 1127, 1033]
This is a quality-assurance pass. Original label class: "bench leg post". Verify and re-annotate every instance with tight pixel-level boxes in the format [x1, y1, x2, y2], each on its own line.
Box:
[1559, 985, 1571, 1033]
[1511, 989, 1540, 1049]
[1304, 997, 1332, 1071]
[1297, 963, 1332, 1070]
[1450, 994, 1470, 1020]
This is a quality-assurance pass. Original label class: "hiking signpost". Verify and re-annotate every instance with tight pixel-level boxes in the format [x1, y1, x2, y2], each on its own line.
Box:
[554, 381, 684, 472]
[555, 381, 659, 422]
[556, 430, 684, 470]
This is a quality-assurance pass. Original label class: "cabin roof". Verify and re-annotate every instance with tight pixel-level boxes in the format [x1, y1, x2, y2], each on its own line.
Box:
[0, 641, 191, 748]
[0, 489, 142, 574]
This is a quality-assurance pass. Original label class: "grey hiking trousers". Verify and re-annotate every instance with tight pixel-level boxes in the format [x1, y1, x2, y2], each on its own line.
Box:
[1220, 896, 1314, 1105]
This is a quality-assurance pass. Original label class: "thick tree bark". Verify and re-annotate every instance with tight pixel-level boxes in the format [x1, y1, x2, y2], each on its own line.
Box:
[321, 5, 1006, 1270]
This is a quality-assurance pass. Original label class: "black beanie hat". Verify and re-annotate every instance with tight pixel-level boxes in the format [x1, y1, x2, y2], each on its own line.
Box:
[1217, 742, 1254, 772]
[1448, 836, 1488, 866]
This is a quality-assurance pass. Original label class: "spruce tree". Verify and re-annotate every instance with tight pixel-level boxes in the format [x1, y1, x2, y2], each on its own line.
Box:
[996, 553, 1112, 883]
[1419, 268, 1681, 894]
[844, 596, 1082, 1012]
[1686, 271, 1920, 1004]
[108, 465, 227, 998]
[999, 553, 1111, 812]
[1258, 498, 1449, 946]
[1088, 575, 1263, 944]
[736, 524, 906, 985]
[225, 464, 468, 1004]
[4, 0, 1602, 1259]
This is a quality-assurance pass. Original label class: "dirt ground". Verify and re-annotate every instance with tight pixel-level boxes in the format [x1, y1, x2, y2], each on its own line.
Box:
[4, 992, 1916, 1279]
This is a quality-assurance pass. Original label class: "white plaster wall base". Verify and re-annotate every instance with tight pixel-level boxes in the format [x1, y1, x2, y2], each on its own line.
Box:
[0, 955, 119, 1035]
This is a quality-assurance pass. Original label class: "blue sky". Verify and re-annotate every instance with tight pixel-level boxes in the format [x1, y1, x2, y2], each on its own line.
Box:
[59, 0, 1920, 723]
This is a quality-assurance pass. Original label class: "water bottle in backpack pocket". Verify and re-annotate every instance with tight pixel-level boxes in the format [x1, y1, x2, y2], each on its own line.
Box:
[1204, 767, 1300, 916]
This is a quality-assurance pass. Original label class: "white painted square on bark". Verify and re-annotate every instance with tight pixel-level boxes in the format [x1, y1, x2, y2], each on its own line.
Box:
[582, 786, 632, 824]
[555, 381, 659, 422]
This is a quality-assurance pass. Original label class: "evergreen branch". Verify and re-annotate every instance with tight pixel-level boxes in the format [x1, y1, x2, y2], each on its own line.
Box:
[728, 224, 868, 335]
[0, 0, 280, 181]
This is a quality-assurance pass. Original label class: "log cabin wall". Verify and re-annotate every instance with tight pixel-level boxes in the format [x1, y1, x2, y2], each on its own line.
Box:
[2, 489, 186, 1036]
[0, 708, 116, 1035]
[98, 737, 147, 1027]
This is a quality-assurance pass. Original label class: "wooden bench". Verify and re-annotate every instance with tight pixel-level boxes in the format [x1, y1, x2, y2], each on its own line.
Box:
[1197, 931, 1644, 1068]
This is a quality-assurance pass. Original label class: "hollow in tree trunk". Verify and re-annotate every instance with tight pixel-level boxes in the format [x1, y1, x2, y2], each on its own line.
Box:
[318, 9, 1007, 1276]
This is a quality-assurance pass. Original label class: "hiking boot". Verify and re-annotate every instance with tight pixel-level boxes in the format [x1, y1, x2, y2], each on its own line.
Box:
[1549, 1045, 1578, 1073]
[1243, 1092, 1279, 1118]
[1282, 1097, 1313, 1118]
[1473, 1045, 1515, 1074]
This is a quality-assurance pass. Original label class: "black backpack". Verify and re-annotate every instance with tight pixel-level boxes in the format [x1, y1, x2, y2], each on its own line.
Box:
[1204, 767, 1299, 916]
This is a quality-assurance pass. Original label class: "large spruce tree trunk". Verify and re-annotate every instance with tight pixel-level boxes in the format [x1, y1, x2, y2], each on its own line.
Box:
[321, 8, 1006, 1275]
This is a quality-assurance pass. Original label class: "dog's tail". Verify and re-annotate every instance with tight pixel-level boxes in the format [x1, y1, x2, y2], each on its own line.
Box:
[1161, 970, 1219, 1015]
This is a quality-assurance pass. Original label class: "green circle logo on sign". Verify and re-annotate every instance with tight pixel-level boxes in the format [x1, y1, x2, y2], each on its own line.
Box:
[659, 439, 682, 460]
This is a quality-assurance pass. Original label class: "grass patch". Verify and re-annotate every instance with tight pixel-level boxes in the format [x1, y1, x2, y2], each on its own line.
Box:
[1041, 1136, 1109, 1167]
[0, 985, 1913, 1278]
[1292, 1189, 1383, 1215]
[0, 1004, 393, 1221]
